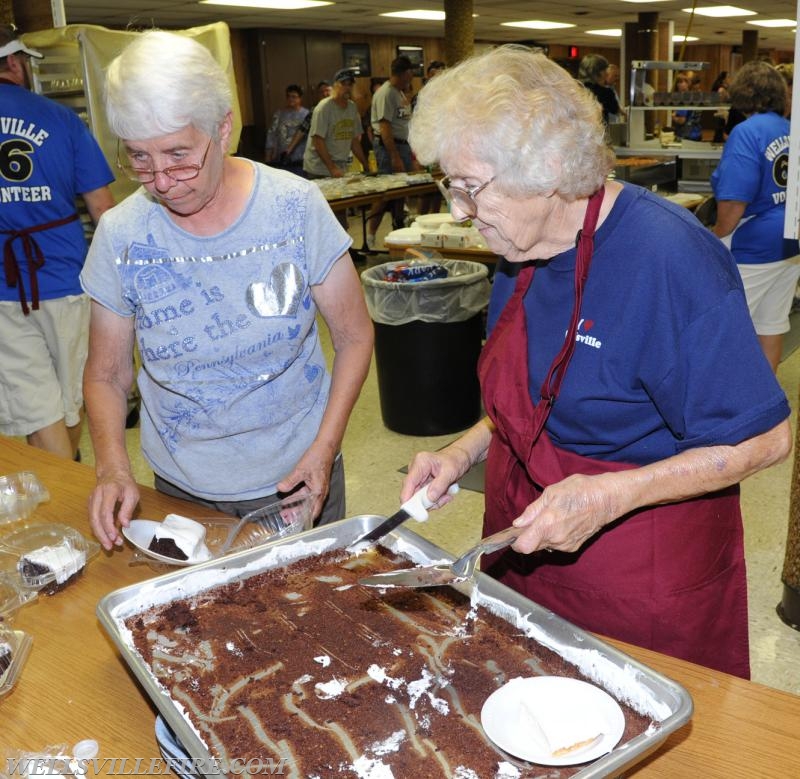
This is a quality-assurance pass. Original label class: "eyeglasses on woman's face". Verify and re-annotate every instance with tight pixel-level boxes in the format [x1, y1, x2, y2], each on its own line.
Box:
[437, 174, 496, 221]
[116, 138, 213, 184]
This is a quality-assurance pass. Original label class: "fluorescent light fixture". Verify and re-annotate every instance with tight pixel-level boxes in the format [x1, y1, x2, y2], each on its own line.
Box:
[747, 19, 796, 28]
[501, 20, 575, 30]
[682, 6, 755, 17]
[381, 10, 445, 21]
[586, 29, 622, 37]
[673, 34, 699, 41]
[199, 0, 332, 8]
[621, 1, 671, 3]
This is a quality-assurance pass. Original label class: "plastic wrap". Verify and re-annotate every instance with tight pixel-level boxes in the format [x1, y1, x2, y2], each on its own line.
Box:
[0, 472, 50, 525]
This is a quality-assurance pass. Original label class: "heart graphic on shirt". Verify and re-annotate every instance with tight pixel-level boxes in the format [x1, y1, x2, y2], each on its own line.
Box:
[247, 263, 304, 318]
[582, 319, 595, 331]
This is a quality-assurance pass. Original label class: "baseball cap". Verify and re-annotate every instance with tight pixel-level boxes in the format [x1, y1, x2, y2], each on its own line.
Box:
[0, 41, 44, 59]
[334, 68, 359, 83]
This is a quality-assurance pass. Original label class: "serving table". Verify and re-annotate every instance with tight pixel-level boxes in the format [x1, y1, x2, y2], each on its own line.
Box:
[1, 436, 799, 776]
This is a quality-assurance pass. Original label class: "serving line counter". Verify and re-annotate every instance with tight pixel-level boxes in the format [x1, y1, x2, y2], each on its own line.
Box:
[1, 437, 799, 775]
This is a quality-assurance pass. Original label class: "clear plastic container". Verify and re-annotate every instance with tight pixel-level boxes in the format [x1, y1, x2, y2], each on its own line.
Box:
[0, 523, 100, 595]
[123, 492, 318, 568]
[0, 623, 33, 698]
[0, 472, 50, 525]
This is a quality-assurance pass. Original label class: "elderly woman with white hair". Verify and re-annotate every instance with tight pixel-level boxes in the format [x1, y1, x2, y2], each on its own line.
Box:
[80, 31, 373, 546]
[401, 45, 791, 678]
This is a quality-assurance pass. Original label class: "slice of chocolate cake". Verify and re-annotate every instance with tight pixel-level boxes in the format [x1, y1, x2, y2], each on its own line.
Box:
[18, 542, 86, 594]
[148, 515, 210, 562]
[148, 537, 188, 561]
[0, 639, 12, 678]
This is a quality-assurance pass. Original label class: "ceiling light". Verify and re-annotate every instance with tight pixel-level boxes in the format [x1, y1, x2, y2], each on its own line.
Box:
[747, 19, 796, 28]
[381, 10, 445, 21]
[199, 0, 332, 8]
[682, 6, 755, 17]
[501, 21, 576, 30]
[673, 34, 699, 41]
[586, 29, 622, 37]
[621, 1, 671, 3]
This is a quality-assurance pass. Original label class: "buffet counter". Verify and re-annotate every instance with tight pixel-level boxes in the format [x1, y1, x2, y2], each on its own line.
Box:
[1, 437, 799, 776]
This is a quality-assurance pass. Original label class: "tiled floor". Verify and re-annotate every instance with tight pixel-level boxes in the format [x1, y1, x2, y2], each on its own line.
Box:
[78, 213, 800, 696]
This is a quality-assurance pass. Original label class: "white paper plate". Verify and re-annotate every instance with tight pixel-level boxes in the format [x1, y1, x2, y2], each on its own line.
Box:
[480, 676, 625, 766]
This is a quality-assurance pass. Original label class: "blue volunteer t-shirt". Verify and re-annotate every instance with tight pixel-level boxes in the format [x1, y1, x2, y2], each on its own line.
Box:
[0, 83, 114, 301]
[488, 183, 789, 464]
[711, 111, 798, 264]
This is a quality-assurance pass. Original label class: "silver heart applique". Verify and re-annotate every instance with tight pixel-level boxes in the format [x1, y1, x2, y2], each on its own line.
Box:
[247, 263, 304, 318]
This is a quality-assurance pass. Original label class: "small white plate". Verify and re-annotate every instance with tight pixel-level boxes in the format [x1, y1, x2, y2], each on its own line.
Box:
[122, 519, 212, 567]
[480, 676, 625, 766]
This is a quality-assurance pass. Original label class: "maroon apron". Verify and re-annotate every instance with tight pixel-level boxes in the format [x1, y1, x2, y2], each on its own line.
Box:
[477, 187, 750, 678]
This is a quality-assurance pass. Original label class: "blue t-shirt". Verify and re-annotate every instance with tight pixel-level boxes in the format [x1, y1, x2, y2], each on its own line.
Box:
[674, 109, 702, 141]
[0, 83, 114, 301]
[488, 183, 789, 464]
[81, 163, 352, 501]
[711, 111, 797, 264]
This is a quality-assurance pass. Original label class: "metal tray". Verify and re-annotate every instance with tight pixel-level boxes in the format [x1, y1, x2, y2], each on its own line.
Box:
[97, 515, 692, 778]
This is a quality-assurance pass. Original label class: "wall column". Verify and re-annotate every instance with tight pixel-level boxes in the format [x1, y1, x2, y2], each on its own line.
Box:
[444, 0, 473, 66]
[742, 29, 759, 63]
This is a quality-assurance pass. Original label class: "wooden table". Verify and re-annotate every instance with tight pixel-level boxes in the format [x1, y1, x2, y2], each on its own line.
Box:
[2, 436, 800, 776]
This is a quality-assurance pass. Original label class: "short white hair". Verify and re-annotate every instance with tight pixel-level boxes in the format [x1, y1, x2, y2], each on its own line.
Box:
[410, 45, 613, 201]
[104, 31, 232, 140]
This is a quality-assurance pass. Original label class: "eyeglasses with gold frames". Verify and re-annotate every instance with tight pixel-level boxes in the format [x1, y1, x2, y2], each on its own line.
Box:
[437, 174, 496, 221]
[116, 138, 213, 184]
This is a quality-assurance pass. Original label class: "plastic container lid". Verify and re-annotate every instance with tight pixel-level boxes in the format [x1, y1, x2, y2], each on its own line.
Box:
[0, 523, 100, 595]
[0, 472, 50, 525]
[0, 624, 33, 697]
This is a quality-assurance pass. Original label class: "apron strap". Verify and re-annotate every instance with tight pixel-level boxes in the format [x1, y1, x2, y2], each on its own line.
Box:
[2, 212, 81, 315]
[538, 187, 605, 407]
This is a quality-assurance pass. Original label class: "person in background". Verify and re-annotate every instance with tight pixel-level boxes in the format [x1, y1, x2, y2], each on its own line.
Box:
[672, 73, 702, 140]
[283, 80, 332, 162]
[603, 63, 622, 123]
[360, 77, 387, 161]
[712, 60, 800, 372]
[0, 25, 115, 461]
[578, 53, 620, 124]
[302, 68, 368, 179]
[710, 71, 730, 144]
[402, 45, 791, 679]
[775, 62, 793, 118]
[81, 32, 373, 549]
[366, 55, 418, 248]
[265, 83, 309, 176]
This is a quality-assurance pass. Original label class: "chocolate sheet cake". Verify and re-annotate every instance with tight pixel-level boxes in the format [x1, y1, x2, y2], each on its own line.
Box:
[125, 547, 654, 778]
[18, 542, 86, 594]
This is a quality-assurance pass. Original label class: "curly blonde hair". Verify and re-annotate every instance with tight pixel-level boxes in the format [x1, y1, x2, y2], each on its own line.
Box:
[409, 45, 613, 201]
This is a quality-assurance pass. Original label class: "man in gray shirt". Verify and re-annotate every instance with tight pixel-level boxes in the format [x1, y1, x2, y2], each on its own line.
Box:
[367, 56, 418, 246]
[303, 68, 368, 178]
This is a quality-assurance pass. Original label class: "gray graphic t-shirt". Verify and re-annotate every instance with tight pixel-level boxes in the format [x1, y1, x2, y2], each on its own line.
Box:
[81, 163, 351, 500]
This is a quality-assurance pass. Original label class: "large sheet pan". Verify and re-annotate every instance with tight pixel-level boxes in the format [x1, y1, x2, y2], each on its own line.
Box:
[97, 515, 692, 778]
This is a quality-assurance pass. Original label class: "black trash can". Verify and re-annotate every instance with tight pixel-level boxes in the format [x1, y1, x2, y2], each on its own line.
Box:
[361, 260, 491, 436]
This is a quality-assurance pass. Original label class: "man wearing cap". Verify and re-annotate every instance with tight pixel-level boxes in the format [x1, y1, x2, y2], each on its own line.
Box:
[302, 68, 368, 179]
[0, 26, 115, 460]
[367, 55, 419, 247]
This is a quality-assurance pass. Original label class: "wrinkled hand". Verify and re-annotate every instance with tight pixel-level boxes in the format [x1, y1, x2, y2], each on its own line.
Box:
[400, 446, 470, 508]
[88, 471, 141, 551]
[511, 472, 623, 554]
[277, 446, 336, 521]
